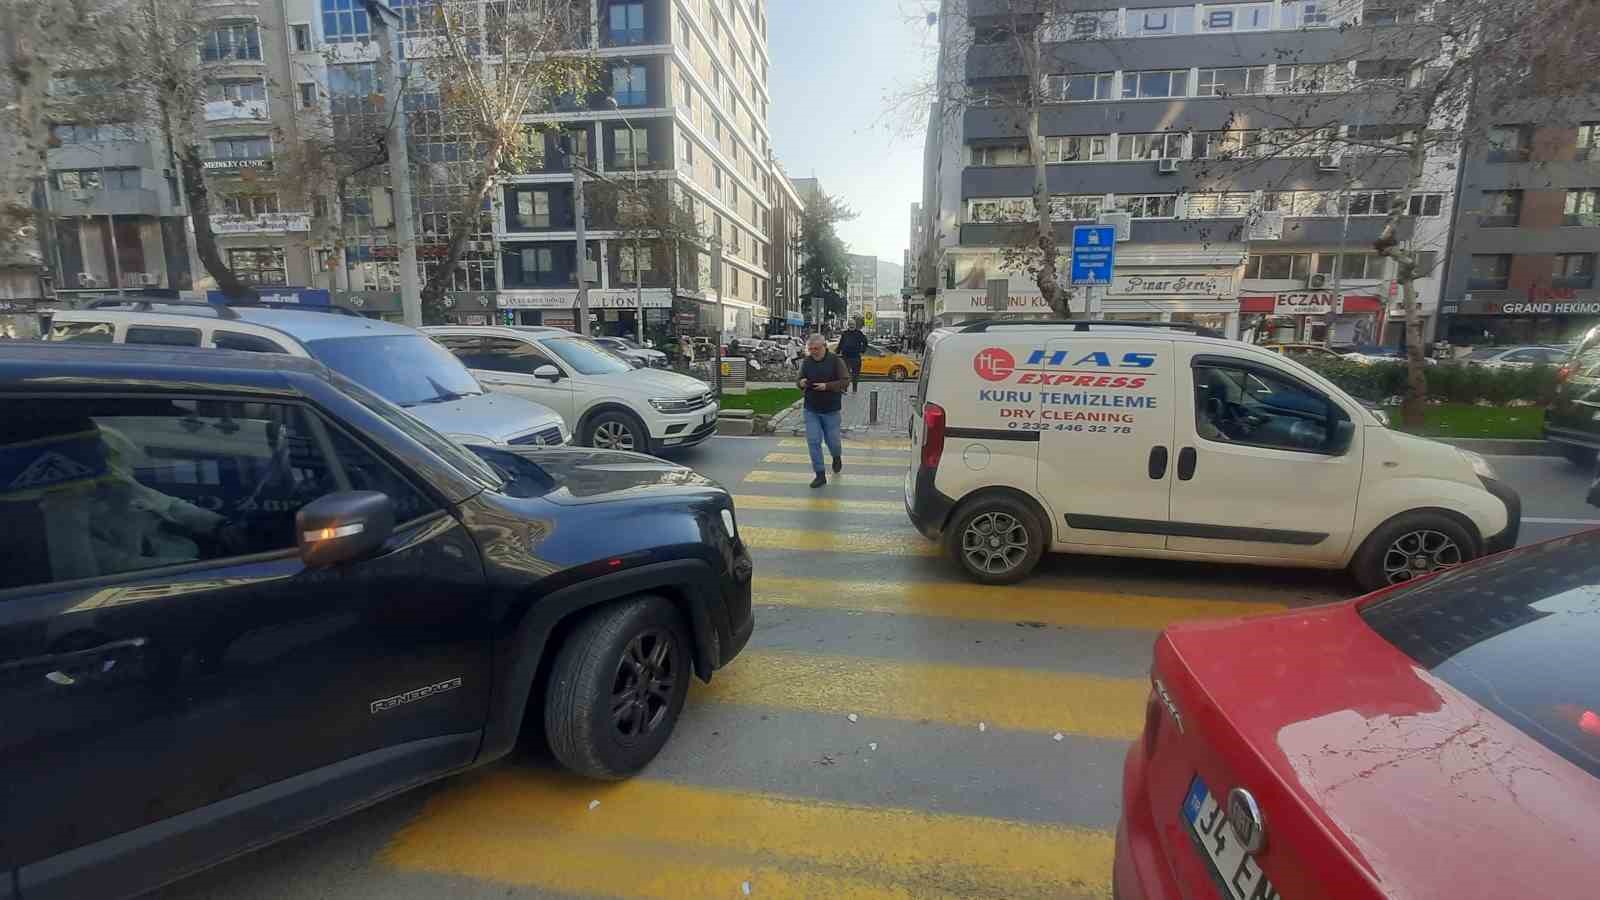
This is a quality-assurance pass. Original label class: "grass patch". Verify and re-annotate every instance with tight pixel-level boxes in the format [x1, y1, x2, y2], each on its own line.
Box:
[1381, 403, 1544, 440]
[720, 387, 802, 417]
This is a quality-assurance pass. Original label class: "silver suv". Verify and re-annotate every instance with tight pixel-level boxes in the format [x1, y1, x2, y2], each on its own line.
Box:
[47, 301, 570, 447]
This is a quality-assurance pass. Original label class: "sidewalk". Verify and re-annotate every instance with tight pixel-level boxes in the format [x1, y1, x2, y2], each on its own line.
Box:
[769, 380, 916, 438]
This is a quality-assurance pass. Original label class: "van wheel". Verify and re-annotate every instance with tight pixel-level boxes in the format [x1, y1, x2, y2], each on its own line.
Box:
[1350, 512, 1476, 594]
[945, 496, 1045, 585]
[544, 596, 691, 780]
[889, 365, 909, 382]
[1559, 443, 1597, 468]
[584, 410, 648, 453]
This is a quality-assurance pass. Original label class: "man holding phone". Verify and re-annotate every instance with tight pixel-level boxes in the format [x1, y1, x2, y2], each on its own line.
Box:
[797, 333, 851, 488]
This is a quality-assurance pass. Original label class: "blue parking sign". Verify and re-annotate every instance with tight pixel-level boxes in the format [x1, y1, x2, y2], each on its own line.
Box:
[1070, 225, 1116, 286]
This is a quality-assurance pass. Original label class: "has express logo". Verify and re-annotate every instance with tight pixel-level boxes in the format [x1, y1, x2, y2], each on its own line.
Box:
[973, 347, 1016, 382]
[973, 347, 1157, 387]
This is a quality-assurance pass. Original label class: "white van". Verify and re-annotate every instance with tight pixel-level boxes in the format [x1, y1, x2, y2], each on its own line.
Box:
[905, 321, 1521, 589]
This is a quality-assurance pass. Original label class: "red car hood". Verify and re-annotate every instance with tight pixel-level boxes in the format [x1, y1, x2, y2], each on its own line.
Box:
[1164, 602, 1600, 900]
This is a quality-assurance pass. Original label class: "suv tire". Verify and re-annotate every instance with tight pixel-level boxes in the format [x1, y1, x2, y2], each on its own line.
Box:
[544, 596, 691, 779]
[889, 365, 909, 382]
[584, 409, 649, 453]
[945, 495, 1046, 585]
[1350, 511, 1477, 594]
[1559, 443, 1597, 468]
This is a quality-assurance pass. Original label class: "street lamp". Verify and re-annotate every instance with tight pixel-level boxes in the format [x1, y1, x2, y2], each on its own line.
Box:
[606, 96, 646, 345]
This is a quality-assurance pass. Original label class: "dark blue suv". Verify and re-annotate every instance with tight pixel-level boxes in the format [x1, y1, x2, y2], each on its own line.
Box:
[0, 343, 753, 899]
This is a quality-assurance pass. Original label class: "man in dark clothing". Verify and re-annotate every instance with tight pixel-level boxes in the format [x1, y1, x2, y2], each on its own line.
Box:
[836, 318, 868, 393]
[797, 333, 851, 488]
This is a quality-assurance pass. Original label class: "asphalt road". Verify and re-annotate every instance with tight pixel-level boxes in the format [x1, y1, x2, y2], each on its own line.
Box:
[152, 432, 1596, 900]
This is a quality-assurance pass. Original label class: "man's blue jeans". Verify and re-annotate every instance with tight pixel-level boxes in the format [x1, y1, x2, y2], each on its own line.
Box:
[804, 408, 842, 473]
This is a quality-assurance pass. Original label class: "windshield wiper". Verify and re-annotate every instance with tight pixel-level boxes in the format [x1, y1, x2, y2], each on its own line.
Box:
[408, 377, 482, 406]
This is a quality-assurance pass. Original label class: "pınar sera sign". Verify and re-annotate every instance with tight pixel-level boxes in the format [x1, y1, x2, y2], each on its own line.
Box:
[1069, 226, 1116, 286]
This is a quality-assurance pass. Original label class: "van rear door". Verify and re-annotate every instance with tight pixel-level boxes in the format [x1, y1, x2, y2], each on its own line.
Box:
[1037, 338, 1175, 550]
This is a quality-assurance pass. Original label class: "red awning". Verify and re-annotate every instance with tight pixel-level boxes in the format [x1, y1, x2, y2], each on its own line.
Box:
[1239, 296, 1276, 313]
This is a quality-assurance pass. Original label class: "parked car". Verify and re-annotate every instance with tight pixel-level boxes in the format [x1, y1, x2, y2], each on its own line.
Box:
[0, 342, 753, 900]
[592, 335, 669, 369]
[424, 325, 718, 453]
[1546, 327, 1600, 466]
[1115, 529, 1600, 900]
[1462, 345, 1568, 369]
[47, 301, 569, 447]
[1341, 344, 1437, 366]
[907, 321, 1519, 588]
[1261, 342, 1346, 363]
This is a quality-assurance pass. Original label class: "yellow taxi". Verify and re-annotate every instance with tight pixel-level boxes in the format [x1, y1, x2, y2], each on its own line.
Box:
[829, 342, 921, 381]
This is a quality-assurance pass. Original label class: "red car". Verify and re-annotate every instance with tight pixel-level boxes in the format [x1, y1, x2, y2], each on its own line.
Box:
[1115, 530, 1600, 900]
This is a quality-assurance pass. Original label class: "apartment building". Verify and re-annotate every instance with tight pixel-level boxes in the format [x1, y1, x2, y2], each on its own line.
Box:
[768, 168, 806, 333]
[1438, 119, 1600, 346]
[846, 252, 878, 312]
[920, 0, 1459, 343]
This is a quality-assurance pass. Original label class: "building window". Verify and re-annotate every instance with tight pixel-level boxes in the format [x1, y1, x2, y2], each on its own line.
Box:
[1346, 124, 1413, 152]
[209, 79, 267, 103]
[1314, 253, 1385, 280]
[54, 168, 140, 191]
[608, 1, 645, 44]
[1468, 254, 1512, 290]
[1199, 130, 1265, 160]
[1197, 67, 1266, 96]
[971, 143, 1032, 166]
[226, 247, 288, 285]
[1579, 123, 1599, 161]
[1563, 189, 1598, 225]
[1125, 6, 1195, 35]
[612, 63, 648, 106]
[967, 198, 1031, 223]
[618, 244, 653, 283]
[291, 23, 312, 52]
[202, 22, 262, 61]
[514, 190, 551, 228]
[1049, 195, 1105, 221]
[1121, 69, 1189, 99]
[1353, 59, 1412, 87]
[300, 82, 318, 108]
[1116, 194, 1178, 218]
[1042, 136, 1108, 162]
[322, 0, 372, 44]
[1280, 0, 1335, 27]
[1345, 190, 1399, 216]
[1479, 190, 1522, 227]
[1246, 254, 1312, 280]
[221, 194, 279, 217]
[1045, 72, 1114, 102]
[211, 135, 272, 160]
[1117, 132, 1186, 161]
[1407, 193, 1445, 217]
[521, 246, 555, 275]
[615, 127, 649, 168]
[1553, 253, 1596, 290]
[1486, 125, 1531, 162]
[1262, 191, 1340, 216]
[1361, 4, 1419, 25]
[1274, 63, 1344, 94]
[1184, 192, 1254, 218]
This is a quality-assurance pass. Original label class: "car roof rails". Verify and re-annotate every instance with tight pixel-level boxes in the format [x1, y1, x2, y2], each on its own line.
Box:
[83, 297, 364, 318]
[957, 319, 1225, 339]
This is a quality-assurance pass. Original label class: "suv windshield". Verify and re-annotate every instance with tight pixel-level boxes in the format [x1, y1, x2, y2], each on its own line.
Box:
[1360, 530, 1600, 780]
[306, 334, 484, 408]
[543, 337, 634, 375]
[328, 371, 503, 489]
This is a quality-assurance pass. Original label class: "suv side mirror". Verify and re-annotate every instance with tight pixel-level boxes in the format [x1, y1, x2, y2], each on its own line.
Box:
[534, 364, 562, 382]
[296, 491, 394, 568]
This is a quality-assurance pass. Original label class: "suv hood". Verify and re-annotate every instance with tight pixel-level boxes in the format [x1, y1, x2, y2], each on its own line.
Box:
[590, 368, 710, 398]
[405, 392, 563, 444]
[498, 447, 722, 504]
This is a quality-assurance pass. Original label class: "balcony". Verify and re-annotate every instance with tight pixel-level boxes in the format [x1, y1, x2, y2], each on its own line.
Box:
[204, 99, 270, 122]
[50, 186, 165, 217]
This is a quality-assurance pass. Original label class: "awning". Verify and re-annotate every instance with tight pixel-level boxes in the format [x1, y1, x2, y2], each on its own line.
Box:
[1239, 294, 1383, 314]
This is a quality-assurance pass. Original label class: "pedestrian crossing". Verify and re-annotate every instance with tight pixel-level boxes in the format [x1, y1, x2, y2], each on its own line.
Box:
[379, 437, 1315, 900]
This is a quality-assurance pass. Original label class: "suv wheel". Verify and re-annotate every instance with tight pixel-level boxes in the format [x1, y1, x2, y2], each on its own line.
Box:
[1559, 443, 1597, 468]
[1350, 511, 1476, 593]
[945, 496, 1045, 585]
[888, 365, 909, 382]
[584, 410, 647, 453]
[544, 596, 691, 779]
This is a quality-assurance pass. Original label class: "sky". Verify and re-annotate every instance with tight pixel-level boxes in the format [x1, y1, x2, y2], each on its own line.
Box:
[766, 0, 939, 272]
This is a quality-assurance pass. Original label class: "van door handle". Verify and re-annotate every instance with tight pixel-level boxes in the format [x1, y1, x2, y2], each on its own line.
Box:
[1147, 446, 1168, 479]
[1177, 447, 1197, 481]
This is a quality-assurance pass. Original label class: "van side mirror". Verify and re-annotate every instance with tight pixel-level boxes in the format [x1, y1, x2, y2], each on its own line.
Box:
[1327, 417, 1355, 454]
[534, 364, 562, 382]
[296, 491, 394, 568]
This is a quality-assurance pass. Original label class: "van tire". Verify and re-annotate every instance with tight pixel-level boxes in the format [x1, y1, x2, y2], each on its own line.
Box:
[544, 596, 691, 780]
[1350, 511, 1477, 594]
[889, 365, 909, 381]
[945, 495, 1046, 585]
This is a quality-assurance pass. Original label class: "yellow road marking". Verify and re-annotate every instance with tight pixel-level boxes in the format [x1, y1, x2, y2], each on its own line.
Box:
[740, 526, 937, 557]
[733, 494, 905, 514]
[385, 769, 1114, 899]
[779, 437, 911, 451]
[699, 650, 1146, 740]
[762, 452, 906, 468]
[756, 576, 1287, 630]
[744, 470, 904, 487]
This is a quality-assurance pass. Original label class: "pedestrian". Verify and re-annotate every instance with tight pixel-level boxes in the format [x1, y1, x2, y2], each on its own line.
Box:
[797, 333, 850, 488]
[837, 317, 868, 393]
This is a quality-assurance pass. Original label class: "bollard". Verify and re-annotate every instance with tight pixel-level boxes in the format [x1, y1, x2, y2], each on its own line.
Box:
[869, 390, 879, 425]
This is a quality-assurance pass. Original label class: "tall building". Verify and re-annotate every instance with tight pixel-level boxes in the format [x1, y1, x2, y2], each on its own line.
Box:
[847, 252, 877, 305]
[768, 168, 806, 334]
[920, 0, 1459, 343]
[1438, 120, 1600, 346]
[906, 201, 929, 336]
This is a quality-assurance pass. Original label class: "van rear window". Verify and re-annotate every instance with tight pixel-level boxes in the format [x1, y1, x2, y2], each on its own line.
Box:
[1360, 531, 1600, 780]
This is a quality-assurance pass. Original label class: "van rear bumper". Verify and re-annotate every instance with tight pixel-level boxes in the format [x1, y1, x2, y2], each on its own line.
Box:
[905, 467, 955, 540]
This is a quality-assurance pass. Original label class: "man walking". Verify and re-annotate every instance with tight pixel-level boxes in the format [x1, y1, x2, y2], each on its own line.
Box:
[837, 317, 868, 393]
[797, 333, 850, 488]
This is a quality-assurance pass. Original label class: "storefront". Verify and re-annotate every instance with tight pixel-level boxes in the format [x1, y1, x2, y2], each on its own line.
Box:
[1239, 291, 1383, 347]
[496, 288, 673, 335]
[931, 288, 1079, 324]
[1440, 298, 1600, 346]
[1098, 271, 1240, 337]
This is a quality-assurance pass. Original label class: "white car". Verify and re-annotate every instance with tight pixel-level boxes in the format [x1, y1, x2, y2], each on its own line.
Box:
[906, 321, 1519, 590]
[592, 335, 670, 369]
[1462, 345, 1568, 369]
[425, 325, 718, 453]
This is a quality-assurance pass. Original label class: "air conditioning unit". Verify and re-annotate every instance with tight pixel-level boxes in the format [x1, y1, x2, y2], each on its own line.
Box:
[135, 272, 161, 287]
[77, 272, 102, 288]
[1156, 158, 1180, 174]
[1309, 273, 1329, 288]
[1317, 155, 1342, 172]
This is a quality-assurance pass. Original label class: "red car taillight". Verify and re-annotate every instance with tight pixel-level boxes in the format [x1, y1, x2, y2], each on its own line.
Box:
[921, 402, 946, 471]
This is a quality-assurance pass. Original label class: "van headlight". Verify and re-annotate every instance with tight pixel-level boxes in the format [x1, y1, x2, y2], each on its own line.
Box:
[1460, 449, 1497, 481]
[649, 397, 699, 414]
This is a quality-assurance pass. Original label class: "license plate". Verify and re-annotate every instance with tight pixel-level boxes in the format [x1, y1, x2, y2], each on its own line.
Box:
[1182, 777, 1282, 900]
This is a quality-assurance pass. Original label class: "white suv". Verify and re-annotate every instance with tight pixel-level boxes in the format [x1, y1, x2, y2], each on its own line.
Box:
[425, 326, 718, 453]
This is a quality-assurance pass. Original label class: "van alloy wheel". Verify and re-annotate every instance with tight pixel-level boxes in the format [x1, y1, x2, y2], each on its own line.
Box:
[960, 512, 1031, 575]
[1381, 529, 1463, 584]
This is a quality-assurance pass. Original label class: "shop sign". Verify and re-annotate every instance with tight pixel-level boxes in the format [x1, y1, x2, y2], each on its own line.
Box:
[207, 287, 329, 306]
[1443, 299, 1600, 316]
[203, 158, 274, 174]
[212, 212, 311, 234]
[1275, 291, 1337, 316]
[936, 289, 1081, 316]
[1107, 274, 1235, 298]
[497, 289, 672, 310]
